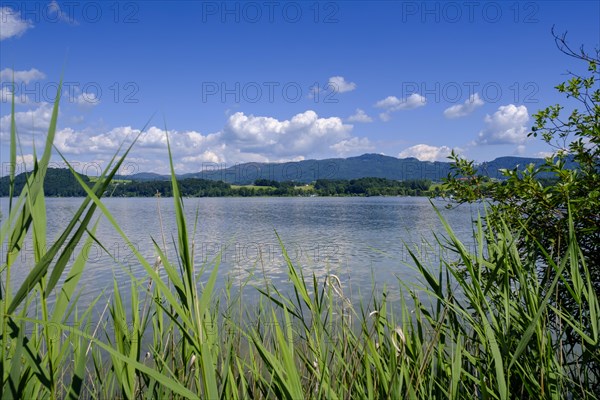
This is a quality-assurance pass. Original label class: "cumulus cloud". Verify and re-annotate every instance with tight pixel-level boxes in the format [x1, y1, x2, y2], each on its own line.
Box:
[48, 125, 226, 173]
[0, 68, 46, 84]
[375, 93, 426, 121]
[2, 109, 367, 173]
[0, 103, 54, 137]
[375, 94, 426, 110]
[476, 104, 529, 145]
[330, 137, 374, 155]
[15, 154, 36, 171]
[10, 111, 349, 161]
[444, 93, 484, 118]
[0, 69, 46, 105]
[223, 110, 353, 158]
[180, 151, 224, 164]
[347, 108, 373, 123]
[53, 127, 88, 154]
[74, 92, 101, 107]
[376, 96, 401, 109]
[1, 86, 31, 104]
[379, 112, 391, 122]
[398, 144, 454, 162]
[0, 7, 33, 40]
[328, 76, 356, 93]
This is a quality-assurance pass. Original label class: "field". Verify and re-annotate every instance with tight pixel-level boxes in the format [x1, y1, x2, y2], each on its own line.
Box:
[88, 176, 132, 184]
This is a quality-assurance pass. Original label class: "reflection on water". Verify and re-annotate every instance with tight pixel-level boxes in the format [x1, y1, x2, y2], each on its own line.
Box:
[1, 196, 480, 307]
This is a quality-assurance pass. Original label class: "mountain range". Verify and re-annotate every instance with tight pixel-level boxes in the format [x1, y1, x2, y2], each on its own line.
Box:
[0, 154, 572, 198]
[119, 153, 563, 184]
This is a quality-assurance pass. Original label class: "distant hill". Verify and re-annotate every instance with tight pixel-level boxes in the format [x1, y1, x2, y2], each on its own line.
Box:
[119, 172, 165, 181]
[176, 153, 455, 184]
[1, 154, 575, 197]
[476, 156, 578, 178]
[122, 153, 568, 184]
[0, 168, 91, 197]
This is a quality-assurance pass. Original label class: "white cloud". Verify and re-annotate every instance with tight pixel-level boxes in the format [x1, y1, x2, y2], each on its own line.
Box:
[328, 76, 356, 93]
[477, 104, 529, 145]
[347, 108, 372, 123]
[0, 7, 33, 40]
[375, 93, 426, 121]
[46, 1, 78, 25]
[0, 99, 378, 175]
[15, 109, 356, 164]
[223, 110, 353, 158]
[398, 144, 454, 162]
[379, 112, 391, 122]
[1, 109, 375, 174]
[0, 103, 54, 137]
[180, 151, 224, 164]
[74, 92, 101, 107]
[375, 94, 426, 110]
[330, 137, 374, 155]
[1, 86, 30, 104]
[375, 96, 402, 109]
[49, 125, 223, 164]
[15, 154, 36, 171]
[54, 127, 87, 154]
[444, 93, 484, 118]
[535, 151, 554, 158]
[0, 68, 46, 84]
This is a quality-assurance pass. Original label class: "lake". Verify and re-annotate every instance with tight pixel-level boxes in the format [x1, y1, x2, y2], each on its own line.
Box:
[2, 196, 481, 308]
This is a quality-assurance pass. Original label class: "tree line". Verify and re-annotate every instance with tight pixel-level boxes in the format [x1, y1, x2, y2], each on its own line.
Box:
[110, 177, 434, 197]
[0, 171, 435, 197]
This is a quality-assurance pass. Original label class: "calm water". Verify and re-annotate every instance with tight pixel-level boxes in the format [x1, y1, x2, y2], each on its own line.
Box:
[2, 197, 481, 307]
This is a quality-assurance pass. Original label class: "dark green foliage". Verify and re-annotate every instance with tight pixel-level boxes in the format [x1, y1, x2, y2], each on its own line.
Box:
[314, 177, 431, 196]
[109, 178, 232, 197]
[0, 167, 91, 196]
[253, 179, 280, 187]
[445, 32, 599, 279]
[443, 31, 600, 391]
[1, 171, 435, 197]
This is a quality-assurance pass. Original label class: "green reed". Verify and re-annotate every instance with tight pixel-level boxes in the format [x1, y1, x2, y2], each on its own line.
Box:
[1, 84, 598, 399]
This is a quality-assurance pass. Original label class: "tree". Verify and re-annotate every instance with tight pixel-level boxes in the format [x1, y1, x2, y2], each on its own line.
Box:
[443, 30, 600, 390]
[445, 29, 599, 271]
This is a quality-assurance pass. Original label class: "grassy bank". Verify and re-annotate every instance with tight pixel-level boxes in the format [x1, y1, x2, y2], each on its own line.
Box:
[1, 85, 599, 399]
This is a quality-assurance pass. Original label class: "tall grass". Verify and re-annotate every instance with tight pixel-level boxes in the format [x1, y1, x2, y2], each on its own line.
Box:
[1, 85, 598, 399]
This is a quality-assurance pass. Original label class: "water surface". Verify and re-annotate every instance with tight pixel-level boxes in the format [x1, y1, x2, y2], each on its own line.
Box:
[1, 196, 481, 306]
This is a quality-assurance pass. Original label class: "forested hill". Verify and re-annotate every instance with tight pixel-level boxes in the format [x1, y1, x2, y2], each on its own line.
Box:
[0, 168, 92, 197]
[123, 153, 568, 184]
[143, 153, 454, 184]
[0, 154, 573, 197]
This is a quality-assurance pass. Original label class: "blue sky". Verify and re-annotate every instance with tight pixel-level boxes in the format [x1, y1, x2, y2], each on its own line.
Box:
[0, 1, 598, 175]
